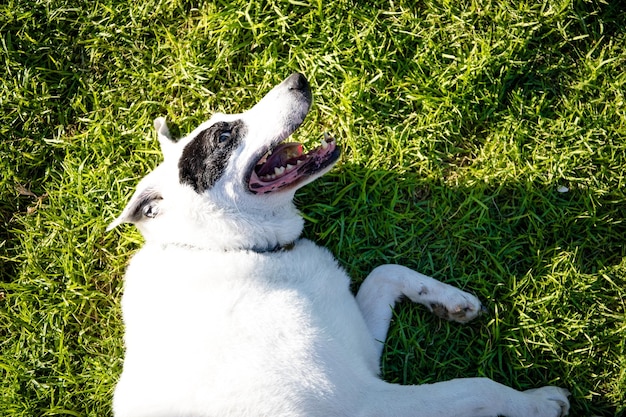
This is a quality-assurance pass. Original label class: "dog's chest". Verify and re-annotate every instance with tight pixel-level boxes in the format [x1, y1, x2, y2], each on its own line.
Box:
[121, 240, 367, 367]
[116, 240, 379, 415]
[123, 239, 349, 315]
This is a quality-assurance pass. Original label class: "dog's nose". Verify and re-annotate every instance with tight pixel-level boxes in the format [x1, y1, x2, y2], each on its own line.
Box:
[286, 73, 310, 94]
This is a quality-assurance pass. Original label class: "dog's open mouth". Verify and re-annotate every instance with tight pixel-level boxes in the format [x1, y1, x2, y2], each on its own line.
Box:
[248, 133, 340, 194]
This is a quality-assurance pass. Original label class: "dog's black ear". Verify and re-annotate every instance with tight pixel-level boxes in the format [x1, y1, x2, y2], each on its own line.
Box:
[107, 187, 163, 231]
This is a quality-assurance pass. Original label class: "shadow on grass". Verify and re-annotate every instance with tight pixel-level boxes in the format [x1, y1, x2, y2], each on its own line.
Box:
[299, 162, 625, 415]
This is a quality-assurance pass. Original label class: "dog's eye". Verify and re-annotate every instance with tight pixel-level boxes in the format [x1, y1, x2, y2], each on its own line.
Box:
[218, 131, 231, 143]
[142, 203, 159, 218]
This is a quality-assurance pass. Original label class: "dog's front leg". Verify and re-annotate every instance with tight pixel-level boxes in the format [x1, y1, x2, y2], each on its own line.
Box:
[355, 264, 484, 357]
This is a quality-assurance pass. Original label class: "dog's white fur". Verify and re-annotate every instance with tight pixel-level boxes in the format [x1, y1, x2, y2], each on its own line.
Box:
[110, 74, 570, 417]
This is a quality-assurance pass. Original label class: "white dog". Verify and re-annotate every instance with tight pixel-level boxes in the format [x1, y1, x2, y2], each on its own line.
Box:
[109, 73, 570, 417]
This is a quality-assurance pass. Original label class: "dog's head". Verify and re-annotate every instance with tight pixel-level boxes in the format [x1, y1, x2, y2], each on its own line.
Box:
[108, 73, 340, 250]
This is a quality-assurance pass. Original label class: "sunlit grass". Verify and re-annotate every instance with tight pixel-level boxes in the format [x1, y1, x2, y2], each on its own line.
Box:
[1, 0, 625, 415]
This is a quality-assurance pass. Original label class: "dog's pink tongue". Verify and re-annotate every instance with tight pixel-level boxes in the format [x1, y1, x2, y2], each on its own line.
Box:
[256, 143, 303, 176]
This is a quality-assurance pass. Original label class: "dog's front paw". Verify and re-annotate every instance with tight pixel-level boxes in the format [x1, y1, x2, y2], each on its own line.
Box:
[524, 386, 571, 417]
[430, 292, 485, 323]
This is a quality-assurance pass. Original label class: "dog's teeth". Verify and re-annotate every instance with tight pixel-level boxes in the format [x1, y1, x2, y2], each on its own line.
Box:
[274, 166, 285, 176]
[321, 139, 329, 149]
[296, 160, 303, 166]
[286, 164, 295, 171]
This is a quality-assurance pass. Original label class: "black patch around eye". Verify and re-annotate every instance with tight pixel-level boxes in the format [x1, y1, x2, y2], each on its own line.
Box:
[178, 120, 245, 193]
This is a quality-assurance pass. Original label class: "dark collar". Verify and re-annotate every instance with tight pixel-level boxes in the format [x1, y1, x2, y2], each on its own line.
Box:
[248, 240, 297, 254]
[162, 239, 298, 253]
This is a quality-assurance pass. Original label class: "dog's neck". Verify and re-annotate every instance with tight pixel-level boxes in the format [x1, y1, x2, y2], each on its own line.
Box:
[137, 199, 305, 253]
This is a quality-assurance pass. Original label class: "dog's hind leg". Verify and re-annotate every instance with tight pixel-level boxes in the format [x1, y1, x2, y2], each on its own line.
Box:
[358, 378, 569, 417]
[355, 265, 484, 357]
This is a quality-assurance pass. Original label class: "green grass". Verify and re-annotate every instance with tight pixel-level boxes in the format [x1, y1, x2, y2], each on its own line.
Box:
[1, 0, 625, 415]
